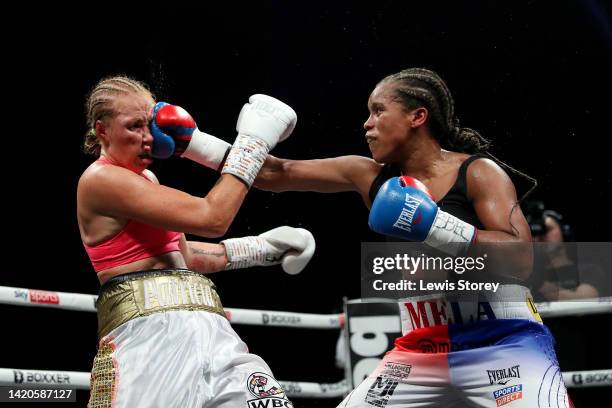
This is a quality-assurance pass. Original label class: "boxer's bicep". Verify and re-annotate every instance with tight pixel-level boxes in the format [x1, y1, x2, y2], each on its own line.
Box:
[468, 159, 531, 240]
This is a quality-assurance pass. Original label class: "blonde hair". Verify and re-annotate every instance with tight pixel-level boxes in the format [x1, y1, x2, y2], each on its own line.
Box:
[83, 76, 154, 155]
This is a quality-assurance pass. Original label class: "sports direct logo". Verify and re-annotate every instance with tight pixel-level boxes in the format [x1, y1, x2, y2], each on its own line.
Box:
[493, 384, 522, 407]
[29, 290, 59, 304]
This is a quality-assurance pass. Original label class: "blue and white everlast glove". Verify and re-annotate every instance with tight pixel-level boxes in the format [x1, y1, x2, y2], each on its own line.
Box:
[368, 176, 477, 255]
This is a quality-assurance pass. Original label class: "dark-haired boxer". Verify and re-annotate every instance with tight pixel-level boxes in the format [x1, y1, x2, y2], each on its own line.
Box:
[250, 68, 572, 407]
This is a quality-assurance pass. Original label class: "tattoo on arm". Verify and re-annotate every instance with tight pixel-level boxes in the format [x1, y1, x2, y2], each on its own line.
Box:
[190, 246, 226, 257]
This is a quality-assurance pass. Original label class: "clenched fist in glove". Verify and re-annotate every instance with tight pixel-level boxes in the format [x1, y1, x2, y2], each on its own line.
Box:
[368, 176, 476, 255]
[221, 94, 297, 187]
[221, 226, 315, 275]
[150, 102, 231, 170]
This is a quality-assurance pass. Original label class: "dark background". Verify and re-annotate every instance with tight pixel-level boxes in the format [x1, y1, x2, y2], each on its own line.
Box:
[2, 1, 611, 406]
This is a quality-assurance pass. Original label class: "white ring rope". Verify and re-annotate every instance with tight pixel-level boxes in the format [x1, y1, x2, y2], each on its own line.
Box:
[0, 367, 608, 395]
[0, 285, 343, 329]
[533, 298, 612, 318]
[1, 286, 611, 328]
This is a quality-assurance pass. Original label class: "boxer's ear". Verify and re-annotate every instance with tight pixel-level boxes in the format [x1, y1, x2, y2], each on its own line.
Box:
[95, 120, 108, 144]
[408, 107, 428, 128]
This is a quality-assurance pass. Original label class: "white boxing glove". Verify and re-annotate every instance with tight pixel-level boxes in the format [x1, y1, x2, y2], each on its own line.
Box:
[221, 226, 315, 275]
[236, 94, 297, 148]
[222, 94, 297, 187]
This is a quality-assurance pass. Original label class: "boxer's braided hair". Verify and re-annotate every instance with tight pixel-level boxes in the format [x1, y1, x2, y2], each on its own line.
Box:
[379, 68, 490, 153]
[83, 76, 154, 156]
[380, 68, 537, 235]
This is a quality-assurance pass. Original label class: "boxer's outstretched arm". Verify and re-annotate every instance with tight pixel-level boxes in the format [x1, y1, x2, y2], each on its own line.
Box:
[255, 154, 382, 202]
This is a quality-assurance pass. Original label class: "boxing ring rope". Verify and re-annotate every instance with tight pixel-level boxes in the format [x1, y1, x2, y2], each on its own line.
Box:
[1, 285, 611, 397]
[0, 286, 343, 328]
[2, 285, 611, 323]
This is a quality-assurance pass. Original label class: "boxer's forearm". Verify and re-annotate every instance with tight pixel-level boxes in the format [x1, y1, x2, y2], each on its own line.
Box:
[471, 230, 533, 281]
[474, 229, 529, 244]
[255, 155, 364, 193]
[186, 241, 228, 274]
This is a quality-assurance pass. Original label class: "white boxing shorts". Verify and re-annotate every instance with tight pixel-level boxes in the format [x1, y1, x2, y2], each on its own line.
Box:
[89, 269, 293, 408]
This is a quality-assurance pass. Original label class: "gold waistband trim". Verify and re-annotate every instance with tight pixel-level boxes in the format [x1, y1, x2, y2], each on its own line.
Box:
[96, 269, 224, 339]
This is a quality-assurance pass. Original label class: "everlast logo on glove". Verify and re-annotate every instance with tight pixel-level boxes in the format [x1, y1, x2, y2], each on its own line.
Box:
[392, 194, 423, 233]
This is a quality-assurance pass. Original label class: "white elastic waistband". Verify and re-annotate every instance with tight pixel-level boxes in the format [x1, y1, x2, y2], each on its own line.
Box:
[398, 284, 542, 334]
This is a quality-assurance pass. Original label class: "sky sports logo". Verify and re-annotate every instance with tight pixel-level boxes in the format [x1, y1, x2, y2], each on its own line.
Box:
[29, 290, 59, 304]
[493, 384, 522, 407]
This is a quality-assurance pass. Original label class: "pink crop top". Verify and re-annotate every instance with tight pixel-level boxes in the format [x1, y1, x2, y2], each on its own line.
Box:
[83, 157, 181, 272]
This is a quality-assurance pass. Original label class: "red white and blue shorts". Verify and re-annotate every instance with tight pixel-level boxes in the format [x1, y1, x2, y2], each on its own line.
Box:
[339, 286, 573, 408]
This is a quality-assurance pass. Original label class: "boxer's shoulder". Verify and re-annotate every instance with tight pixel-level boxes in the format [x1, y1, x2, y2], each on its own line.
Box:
[466, 157, 513, 195]
[344, 154, 382, 180]
[79, 161, 150, 201]
[81, 160, 136, 183]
